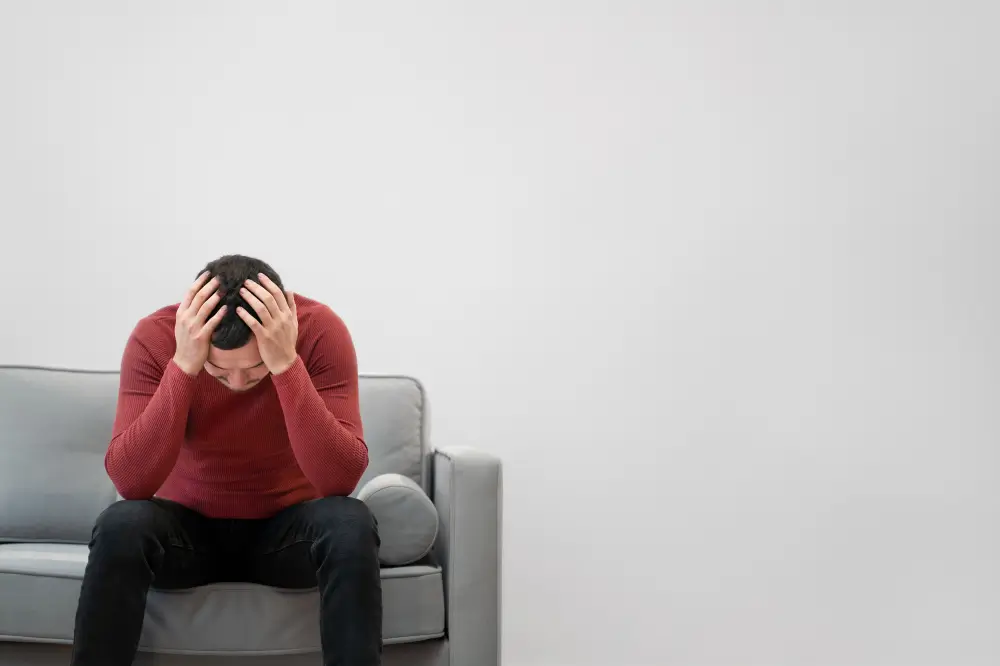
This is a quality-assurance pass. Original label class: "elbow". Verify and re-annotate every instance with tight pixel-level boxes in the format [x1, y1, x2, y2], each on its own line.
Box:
[115, 485, 156, 502]
[349, 442, 370, 490]
[105, 446, 158, 501]
[107, 468, 157, 501]
[315, 443, 369, 497]
[107, 467, 158, 501]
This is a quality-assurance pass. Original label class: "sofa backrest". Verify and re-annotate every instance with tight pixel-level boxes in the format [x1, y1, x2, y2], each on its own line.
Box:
[0, 367, 120, 544]
[0, 366, 428, 544]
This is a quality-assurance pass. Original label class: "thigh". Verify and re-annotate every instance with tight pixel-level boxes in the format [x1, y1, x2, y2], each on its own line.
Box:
[97, 497, 222, 590]
[245, 496, 378, 589]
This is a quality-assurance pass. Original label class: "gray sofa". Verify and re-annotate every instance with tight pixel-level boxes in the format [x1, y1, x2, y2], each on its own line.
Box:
[0, 366, 502, 666]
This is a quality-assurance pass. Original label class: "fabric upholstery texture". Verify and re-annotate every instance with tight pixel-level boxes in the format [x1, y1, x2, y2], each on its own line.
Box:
[434, 448, 503, 666]
[0, 369, 120, 543]
[358, 473, 439, 566]
[0, 637, 450, 666]
[0, 543, 444, 651]
[0, 366, 500, 666]
[354, 376, 428, 490]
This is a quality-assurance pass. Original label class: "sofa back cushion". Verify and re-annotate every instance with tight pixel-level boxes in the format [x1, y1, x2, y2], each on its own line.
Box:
[0, 366, 428, 544]
[0, 367, 121, 543]
[355, 376, 429, 491]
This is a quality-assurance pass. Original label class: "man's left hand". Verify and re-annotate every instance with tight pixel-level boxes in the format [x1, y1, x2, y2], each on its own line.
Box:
[237, 274, 299, 375]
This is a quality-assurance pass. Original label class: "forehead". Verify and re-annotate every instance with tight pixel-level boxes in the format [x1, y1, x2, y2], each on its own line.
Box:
[206, 341, 265, 370]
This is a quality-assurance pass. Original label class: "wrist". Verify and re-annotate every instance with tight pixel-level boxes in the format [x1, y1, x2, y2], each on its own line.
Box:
[172, 356, 201, 377]
[270, 354, 298, 376]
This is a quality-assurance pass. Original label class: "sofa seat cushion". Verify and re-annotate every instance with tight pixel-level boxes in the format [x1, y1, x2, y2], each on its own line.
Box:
[0, 543, 444, 654]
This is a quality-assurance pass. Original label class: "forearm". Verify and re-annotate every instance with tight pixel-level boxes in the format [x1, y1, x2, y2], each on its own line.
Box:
[105, 361, 196, 499]
[271, 356, 368, 496]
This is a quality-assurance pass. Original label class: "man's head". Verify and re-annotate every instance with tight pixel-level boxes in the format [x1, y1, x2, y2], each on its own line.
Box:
[200, 254, 284, 391]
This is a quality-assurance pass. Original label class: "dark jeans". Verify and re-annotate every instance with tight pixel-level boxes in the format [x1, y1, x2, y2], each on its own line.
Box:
[69, 496, 382, 666]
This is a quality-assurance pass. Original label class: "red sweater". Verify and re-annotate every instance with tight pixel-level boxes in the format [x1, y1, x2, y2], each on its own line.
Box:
[105, 294, 368, 519]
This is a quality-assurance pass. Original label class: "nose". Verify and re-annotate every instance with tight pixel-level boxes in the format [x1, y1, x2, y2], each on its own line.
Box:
[229, 372, 250, 389]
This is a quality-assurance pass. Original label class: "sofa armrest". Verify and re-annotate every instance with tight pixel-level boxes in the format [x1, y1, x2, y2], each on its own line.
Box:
[432, 446, 502, 666]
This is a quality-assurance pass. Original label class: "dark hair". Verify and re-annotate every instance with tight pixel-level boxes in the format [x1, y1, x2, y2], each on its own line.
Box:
[200, 254, 284, 350]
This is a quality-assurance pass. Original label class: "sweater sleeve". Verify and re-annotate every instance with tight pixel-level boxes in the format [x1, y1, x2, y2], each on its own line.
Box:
[105, 319, 197, 500]
[270, 307, 368, 496]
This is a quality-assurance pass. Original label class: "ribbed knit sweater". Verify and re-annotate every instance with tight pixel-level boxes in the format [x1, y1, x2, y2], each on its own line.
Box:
[105, 294, 368, 519]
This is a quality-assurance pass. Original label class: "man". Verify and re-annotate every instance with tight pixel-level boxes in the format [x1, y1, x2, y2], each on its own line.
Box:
[70, 255, 381, 666]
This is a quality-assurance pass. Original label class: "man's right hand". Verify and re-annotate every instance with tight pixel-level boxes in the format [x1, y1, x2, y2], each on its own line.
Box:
[172, 272, 226, 376]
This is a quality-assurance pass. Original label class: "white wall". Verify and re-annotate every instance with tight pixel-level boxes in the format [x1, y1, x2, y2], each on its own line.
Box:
[2, 2, 998, 665]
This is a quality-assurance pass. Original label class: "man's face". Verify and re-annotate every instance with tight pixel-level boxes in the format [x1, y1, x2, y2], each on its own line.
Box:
[204, 339, 271, 391]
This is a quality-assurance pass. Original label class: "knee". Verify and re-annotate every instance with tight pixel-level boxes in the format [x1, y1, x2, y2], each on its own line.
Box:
[309, 496, 379, 561]
[90, 500, 163, 555]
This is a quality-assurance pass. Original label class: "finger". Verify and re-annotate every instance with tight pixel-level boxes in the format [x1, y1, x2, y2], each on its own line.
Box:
[286, 291, 297, 317]
[194, 291, 222, 324]
[199, 305, 227, 336]
[243, 279, 281, 318]
[181, 271, 210, 310]
[189, 276, 220, 314]
[258, 274, 289, 313]
[236, 306, 262, 332]
[240, 286, 273, 324]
